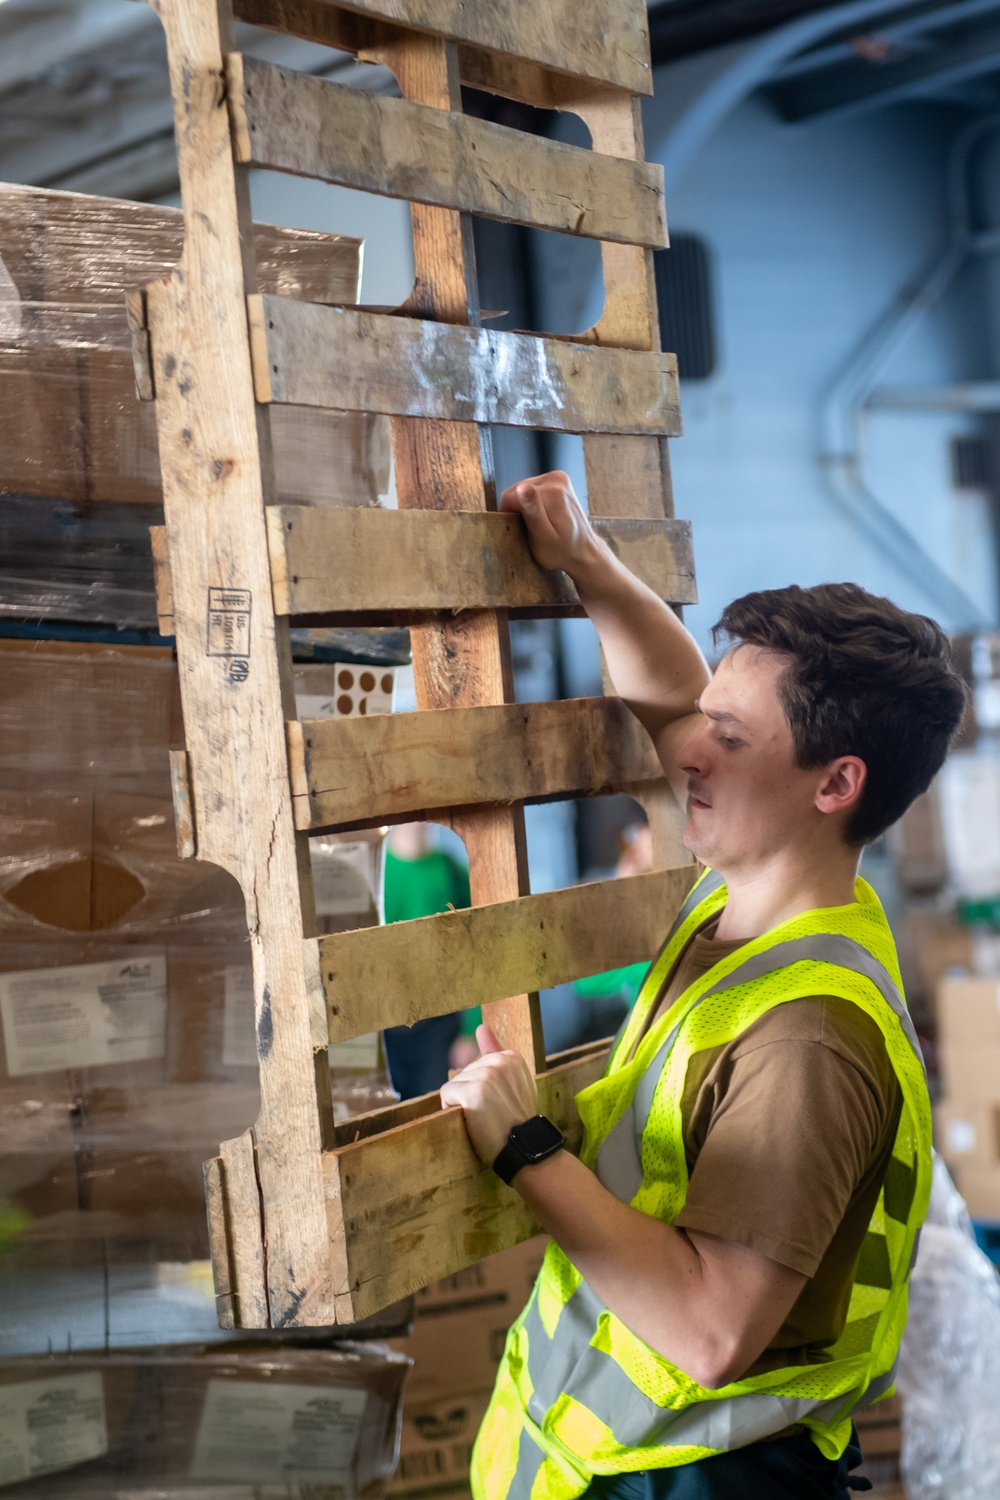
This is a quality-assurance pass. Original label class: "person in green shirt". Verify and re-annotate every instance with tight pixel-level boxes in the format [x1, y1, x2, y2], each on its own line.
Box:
[382, 822, 480, 1098]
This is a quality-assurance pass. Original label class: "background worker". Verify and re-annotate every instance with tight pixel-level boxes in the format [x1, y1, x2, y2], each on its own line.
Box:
[441, 472, 967, 1499]
[382, 821, 479, 1096]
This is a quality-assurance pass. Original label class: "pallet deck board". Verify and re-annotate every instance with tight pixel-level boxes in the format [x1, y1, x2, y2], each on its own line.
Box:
[311, 866, 694, 1043]
[230, 54, 665, 246]
[232, 0, 653, 95]
[289, 696, 663, 830]
[250, 296, 682, 436]
[324, 1043, 610, 1318]
[267, 507, 696, 614]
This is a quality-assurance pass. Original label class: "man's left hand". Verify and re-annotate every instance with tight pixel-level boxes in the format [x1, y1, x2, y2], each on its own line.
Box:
[439, 1023, 538, 1165]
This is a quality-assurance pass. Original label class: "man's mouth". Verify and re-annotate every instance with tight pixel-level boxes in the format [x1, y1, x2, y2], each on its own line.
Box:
[688, 785, 711, 811]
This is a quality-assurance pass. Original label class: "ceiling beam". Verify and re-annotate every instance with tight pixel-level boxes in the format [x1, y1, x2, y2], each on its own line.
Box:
[768, 10, 1000, 118]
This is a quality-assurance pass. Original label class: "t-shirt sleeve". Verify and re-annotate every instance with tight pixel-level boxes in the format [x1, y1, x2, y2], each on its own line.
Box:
[674, 1028, 888, 1277]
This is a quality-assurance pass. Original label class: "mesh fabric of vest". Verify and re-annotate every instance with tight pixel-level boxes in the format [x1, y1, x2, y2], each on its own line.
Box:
[471, 871, 931, 1500]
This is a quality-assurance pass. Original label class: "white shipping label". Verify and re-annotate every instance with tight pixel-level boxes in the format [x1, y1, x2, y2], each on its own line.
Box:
[190, 1380, 366, 1485]
[0, 954, 167, 1076]
[311, 841, 377, 917]
[222, 967, 257, 1069]
[0, 1373, 107, 1487]
[945, 1118, 977, 1155]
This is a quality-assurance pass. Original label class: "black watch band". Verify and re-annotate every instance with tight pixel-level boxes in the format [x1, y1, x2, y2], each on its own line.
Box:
[492, 1114, 565, 1186]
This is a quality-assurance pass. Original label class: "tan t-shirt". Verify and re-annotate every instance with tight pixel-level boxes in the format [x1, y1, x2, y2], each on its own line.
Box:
[634, 917, 902, 1373]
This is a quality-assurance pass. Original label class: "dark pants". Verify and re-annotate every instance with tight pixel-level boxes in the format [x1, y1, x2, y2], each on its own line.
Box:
[582, 1428, 872, 1500]
[384, 1012, 462, 1100]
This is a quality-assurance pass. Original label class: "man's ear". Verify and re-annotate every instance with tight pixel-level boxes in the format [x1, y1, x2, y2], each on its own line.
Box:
[814, 756, 866, 817]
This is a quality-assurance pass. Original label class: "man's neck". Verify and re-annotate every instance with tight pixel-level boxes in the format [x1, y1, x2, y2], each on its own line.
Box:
[713, 847, 861, 943]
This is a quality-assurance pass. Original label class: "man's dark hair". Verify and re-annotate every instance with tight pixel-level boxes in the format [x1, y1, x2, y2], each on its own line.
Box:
[713, 582, 969, 846]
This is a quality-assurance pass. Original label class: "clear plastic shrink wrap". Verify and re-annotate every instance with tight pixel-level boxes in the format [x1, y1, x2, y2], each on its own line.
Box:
[0, 1342, 410, 1496]
[0, 183, 389, 555]
[0, 641, 394, 1276]
[896, 1153, 1000, 1499]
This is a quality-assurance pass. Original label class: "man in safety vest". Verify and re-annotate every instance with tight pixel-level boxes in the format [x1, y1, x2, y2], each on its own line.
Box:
[440, 471, 967, 1500]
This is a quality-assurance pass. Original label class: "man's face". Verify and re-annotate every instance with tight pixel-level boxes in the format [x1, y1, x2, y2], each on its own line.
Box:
[676, 646, 841, 874]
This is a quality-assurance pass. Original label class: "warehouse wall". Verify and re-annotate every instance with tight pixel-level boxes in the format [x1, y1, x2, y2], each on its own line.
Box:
[537, 84, 1000, 662]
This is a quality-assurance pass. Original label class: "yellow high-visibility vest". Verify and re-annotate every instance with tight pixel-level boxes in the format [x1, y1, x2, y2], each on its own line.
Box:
[471, 869, 931, 1500]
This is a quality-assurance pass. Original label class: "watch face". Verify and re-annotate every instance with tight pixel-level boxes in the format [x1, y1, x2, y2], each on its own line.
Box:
[510, 1114, 563, 1162]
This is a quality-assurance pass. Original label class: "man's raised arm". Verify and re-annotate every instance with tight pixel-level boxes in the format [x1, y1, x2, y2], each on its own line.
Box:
[500, 472, 709, 801]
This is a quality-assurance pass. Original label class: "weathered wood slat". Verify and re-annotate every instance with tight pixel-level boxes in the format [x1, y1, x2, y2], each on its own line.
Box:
[250, 297, 681, 436]
[309, 866, 693, 1042]
[325, 1043, 610, 1319]
[0, 182, 361, 305]
[289, 696, 662, 830]
[229, 55, 665, 248]
[267, 507, 695, 615]
[231, 0, 652, 96]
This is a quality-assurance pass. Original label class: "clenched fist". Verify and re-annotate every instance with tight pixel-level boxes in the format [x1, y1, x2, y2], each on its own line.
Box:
[500, 471, 606, 582]
[439, 1023, 539, 1166]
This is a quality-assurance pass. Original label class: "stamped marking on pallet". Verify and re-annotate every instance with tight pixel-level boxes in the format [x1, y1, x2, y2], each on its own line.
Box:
[206, 588, 253, 675]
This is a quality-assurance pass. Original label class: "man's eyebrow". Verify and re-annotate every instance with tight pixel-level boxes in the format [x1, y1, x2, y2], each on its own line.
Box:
[694, 700, 746, 727]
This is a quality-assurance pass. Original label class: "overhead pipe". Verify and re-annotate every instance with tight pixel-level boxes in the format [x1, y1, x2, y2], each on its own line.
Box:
[817, 115, 1000, 628]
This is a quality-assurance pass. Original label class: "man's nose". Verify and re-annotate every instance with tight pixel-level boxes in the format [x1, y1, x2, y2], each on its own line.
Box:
[675, 722, 712, 774]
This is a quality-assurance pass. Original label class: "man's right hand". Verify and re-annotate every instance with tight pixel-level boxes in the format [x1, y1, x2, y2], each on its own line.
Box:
[499, 471, 606, 584]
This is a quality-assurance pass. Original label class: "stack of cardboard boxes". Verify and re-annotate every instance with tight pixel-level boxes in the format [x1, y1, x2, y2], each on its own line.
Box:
[388, 1237, 547, 1500]
[0, 185, 416, 1494]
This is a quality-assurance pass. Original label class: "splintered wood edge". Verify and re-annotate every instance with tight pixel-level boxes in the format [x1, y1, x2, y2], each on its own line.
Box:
[148, 525, 175, 634]
[246, 293, 273, 403]
[204, 1156, 237, 1329]
[225, 52, 253, 162]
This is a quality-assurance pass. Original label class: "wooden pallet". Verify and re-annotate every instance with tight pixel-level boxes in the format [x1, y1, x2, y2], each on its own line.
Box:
[140, 0, 696, 1328]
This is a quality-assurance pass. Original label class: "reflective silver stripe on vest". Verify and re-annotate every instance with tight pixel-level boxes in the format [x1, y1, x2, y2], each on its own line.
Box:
[508, 1421, 546, 1500]
[597, 930, 924, 1204]
[522, 1281, 895, 1459]
[605, 869, 725, 1076]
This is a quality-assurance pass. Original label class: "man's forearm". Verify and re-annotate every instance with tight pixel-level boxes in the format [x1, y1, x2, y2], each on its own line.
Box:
[571, 535, 709, 747]
[513, 1150, 732, 1387]
[512, 1149, 805, 1390]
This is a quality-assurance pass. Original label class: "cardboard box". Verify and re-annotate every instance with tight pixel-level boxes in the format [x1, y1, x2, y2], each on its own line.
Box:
[391, 1237, 545, 1399]
[896, 910, 973, 1029]
[936, 975, 1000, 1048]
[938, 1042, 1000, 1103]
[935, 1098, 1000, 1168]
[891, 785, 947, 896]
[0, 1343, 409, 1495]
[950, 1162, 1000, 1221]
[388, 1387, 491, 1500]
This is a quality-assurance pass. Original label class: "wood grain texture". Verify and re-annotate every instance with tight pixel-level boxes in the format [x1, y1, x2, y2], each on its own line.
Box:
[574, 92, 693, 875]
[230, 54, 665, 247]
[203, 1156, 237, 1329]
[0, 346, 388, 507]
[0, 182, 361, 305]
[218, 1132, 270, 1327]
[267, 506, 695, 614]
[147, 0, 332, 1327]
[232, 0, 653, 95]
[289, 696, 662, 830]
[310, 866, 694, 1042]
[365, 31, 544, 1069]
[325, 1044, 611, 1319]
[251, 295, 681, 436]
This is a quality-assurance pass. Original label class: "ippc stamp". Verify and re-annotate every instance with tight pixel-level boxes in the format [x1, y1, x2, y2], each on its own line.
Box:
[207, 588, 252, 665]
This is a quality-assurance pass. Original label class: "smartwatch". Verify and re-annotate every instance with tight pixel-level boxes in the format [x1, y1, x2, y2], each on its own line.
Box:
[492, 1114, 565, 1186]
